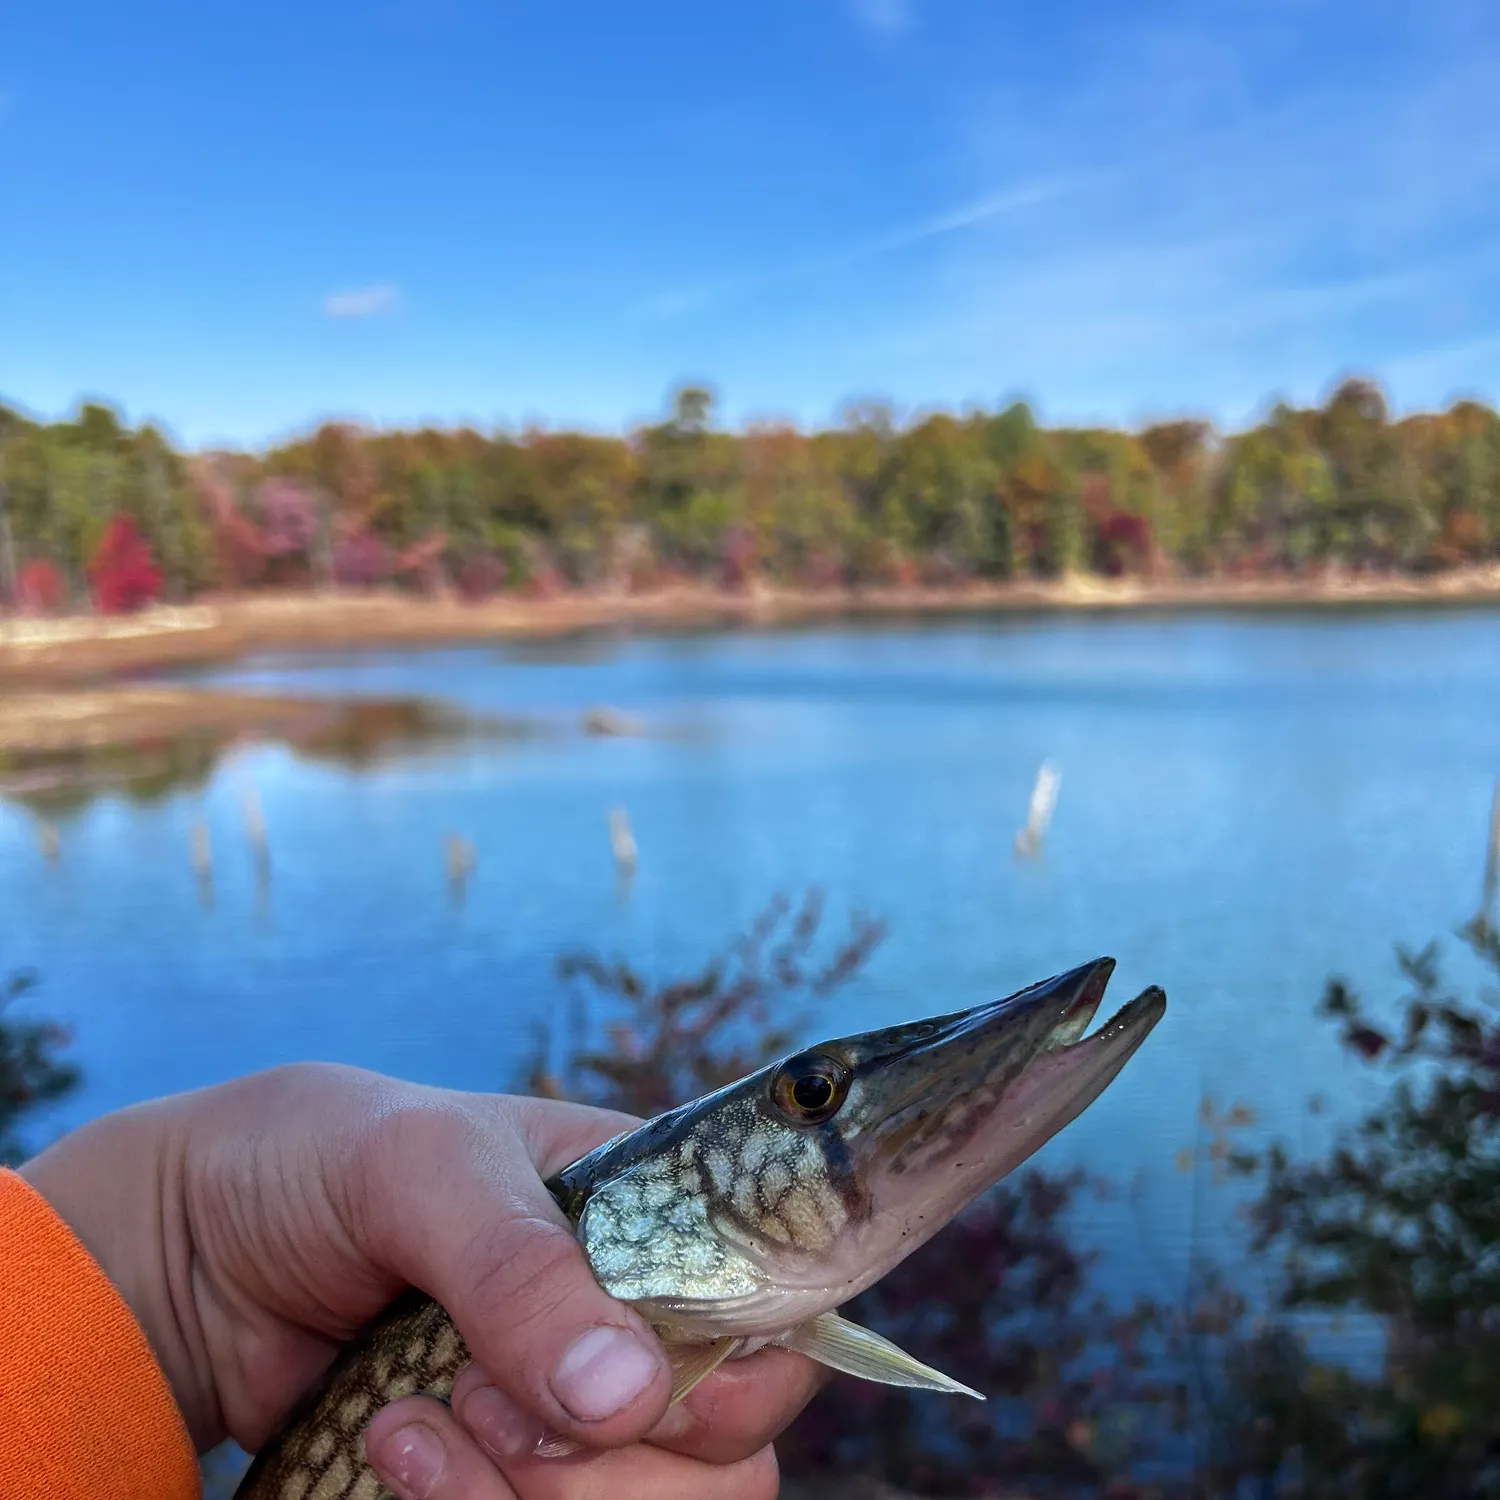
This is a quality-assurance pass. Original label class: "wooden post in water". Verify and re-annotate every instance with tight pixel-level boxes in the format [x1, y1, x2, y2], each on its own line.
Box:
[446, 834, 476, 906]
[241, 783, 271, 893]
[608, 806, 638, 880]
[1014, 761, 1061, 860]
[191, 821, 214, 906]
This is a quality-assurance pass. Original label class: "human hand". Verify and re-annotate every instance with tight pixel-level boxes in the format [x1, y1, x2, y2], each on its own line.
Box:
[21, 1063, 825, 1498]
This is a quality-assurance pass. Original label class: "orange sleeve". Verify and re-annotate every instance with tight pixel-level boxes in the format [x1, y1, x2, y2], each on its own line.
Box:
[0, 1168, 201, 1500]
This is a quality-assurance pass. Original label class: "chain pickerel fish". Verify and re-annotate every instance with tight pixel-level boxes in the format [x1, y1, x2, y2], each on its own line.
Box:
[236, 957, 1165, 1499]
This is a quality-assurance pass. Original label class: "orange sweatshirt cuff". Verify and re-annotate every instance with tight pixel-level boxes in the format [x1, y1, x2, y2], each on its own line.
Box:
[0, 1168, 201, 1500]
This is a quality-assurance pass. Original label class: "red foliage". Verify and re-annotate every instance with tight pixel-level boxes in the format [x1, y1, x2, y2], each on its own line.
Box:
[885, 554, 921, 588]
[522, 564, 565, 600]
[803, 549, 846, 590]
[1346, 1024, 1389, 1061]
[331, 531, 393, 588]
[88, 515, 163, 614]
[720, 524, 757, 590]
[455, 550, 507, 601]
[253, 479, 319, 557]
[14, 559, 65, 614]
[1096, 511, 1153, 577]
[393, 532, 449, 595]
[194, 462, 270, 586]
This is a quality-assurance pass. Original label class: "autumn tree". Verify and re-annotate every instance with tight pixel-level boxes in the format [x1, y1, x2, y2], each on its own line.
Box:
[89, 514, 163, 613]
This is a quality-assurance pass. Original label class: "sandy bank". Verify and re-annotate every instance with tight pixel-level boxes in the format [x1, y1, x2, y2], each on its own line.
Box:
[0, 686, 331, 756]
[3, 568, 1500, 687]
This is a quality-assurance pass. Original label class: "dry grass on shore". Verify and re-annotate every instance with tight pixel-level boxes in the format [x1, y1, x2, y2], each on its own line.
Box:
[4, 567, 1500, 689]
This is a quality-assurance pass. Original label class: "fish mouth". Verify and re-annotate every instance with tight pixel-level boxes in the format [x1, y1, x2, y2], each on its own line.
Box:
[964, 957, 1168, 1132]
[856, 957, 1166, 1180]
[1022, 975, 1168, 1109]
[1035, 960, 1167, 1063]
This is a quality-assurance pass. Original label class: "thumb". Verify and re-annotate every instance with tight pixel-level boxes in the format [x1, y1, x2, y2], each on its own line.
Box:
[356, 1091, 673, 1452]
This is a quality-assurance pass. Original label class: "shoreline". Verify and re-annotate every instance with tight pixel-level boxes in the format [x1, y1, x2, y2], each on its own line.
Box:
[3, 567, 1500, 687]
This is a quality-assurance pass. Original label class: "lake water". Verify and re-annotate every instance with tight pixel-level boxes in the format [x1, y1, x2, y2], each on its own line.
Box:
[4, 608, 1499, 1302]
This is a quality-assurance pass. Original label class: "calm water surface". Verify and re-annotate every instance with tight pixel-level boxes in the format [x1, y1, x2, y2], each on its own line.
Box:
[4, 610, 1498, 1298]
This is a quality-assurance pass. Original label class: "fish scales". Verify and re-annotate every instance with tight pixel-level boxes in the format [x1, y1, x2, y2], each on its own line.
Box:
[235, 1292, 470, 1500]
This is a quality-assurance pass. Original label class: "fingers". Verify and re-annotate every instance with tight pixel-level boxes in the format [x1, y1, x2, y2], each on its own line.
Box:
[644, 1347, 828, 1465]
[449, 1347, 824, 1470]
[488, 1438, 780, 1500]
[366, 1396, 519, 1500]
[357, 1093, 673, 1452]
[369, 1366, 791, 1500]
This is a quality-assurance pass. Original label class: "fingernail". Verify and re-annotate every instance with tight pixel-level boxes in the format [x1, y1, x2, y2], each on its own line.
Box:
[370, 1422, 446, 1500]
[459, 1382, 545, 1460]
[551, 1325, 660, 1422]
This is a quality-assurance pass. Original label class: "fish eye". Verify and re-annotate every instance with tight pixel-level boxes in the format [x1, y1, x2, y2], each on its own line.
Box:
[770, 1052, 852, 1125]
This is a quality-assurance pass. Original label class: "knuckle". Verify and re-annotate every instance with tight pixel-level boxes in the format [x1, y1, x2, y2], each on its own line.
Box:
[351, 1093, 488, 1256]
[368, 1093, 469, 1162]
[360, 1094, 473, 1199]
[462, 1211, 600, 1334]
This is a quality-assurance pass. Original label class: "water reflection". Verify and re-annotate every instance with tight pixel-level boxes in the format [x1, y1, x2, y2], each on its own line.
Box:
[0, 694, 542, 816]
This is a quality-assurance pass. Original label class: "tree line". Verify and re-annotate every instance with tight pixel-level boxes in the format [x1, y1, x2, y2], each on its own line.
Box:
[2, 377, 1499, 611]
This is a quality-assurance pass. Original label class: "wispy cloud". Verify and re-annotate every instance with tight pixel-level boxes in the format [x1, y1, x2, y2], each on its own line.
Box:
[892, 0, 1500, 422]
[818, 180, 1081, 268]
[847, 0, 912, 37]
[637, 177, 1077, 323]
[323, 284, 399, 319]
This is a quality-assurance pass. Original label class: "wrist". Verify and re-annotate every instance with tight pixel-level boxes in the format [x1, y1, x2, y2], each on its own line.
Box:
[20, 1098, 220, 1449]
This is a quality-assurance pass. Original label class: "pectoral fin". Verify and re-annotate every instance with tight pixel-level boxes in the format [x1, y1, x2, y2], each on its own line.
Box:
[534, 1433, 586, 1459]
[667, 1335, 743, 1403]
[776, 1313, 984, 1400]
[532, 1335, 744, 1459]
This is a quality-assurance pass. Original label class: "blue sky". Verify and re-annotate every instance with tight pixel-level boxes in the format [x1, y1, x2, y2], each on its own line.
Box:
[3, 0, 1499, 447]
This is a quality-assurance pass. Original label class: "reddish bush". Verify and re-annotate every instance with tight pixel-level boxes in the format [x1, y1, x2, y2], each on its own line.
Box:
[720, 524, 757, 590]
[1096, 511, 1153, 577]
[522, 564, 565, 600]
[393, 533, 449, 596]
[884, 553, 921, 588]
[331, 531, 392, 588]
[14, 559, 65, 613]
[89, 515, 163, 614]
[455, 550, 507, 601]
[803, 549, 846, 590]
[253, 479, 319, 557]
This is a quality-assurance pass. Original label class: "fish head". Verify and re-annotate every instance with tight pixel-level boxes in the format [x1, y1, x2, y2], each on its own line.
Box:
[562, 958, 1165, 1337]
